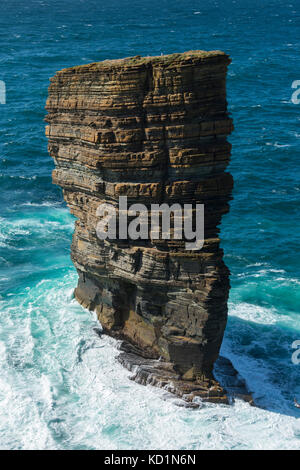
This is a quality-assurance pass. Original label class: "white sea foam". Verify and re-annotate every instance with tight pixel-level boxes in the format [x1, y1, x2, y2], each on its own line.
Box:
[266, 142, 291, 148]
[228, 301, 281, 325]
[0, 209, 74, 247]
[0, 272, 299, 449]
[20, 202, 62, 207]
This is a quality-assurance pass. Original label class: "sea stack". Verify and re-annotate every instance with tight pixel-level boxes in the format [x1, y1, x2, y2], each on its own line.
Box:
[45, 51, 235, 404]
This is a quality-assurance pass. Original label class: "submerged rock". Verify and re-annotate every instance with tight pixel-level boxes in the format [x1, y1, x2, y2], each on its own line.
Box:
[45, 50, 250, 404]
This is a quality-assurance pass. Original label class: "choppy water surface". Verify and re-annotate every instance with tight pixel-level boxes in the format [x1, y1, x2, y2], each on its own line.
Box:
[0, 0, 299, 449]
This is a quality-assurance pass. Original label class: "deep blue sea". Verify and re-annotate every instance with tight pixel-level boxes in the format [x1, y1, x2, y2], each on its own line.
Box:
[0, 0, 299, 450]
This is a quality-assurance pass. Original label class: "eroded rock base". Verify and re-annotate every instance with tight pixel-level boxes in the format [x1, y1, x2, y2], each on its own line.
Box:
[117, 340, 254, 408]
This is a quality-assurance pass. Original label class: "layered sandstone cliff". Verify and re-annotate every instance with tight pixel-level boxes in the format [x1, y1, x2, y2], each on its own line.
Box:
[45, 51, 248, 405]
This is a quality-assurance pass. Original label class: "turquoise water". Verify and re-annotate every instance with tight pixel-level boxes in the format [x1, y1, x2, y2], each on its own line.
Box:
[0, 0, 300, 449]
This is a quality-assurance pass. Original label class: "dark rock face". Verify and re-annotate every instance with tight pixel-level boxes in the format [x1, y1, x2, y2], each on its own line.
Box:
[45, 51, 238, 404]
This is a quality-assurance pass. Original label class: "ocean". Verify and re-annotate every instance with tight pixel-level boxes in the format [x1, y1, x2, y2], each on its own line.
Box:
[0, 0, 299, 450]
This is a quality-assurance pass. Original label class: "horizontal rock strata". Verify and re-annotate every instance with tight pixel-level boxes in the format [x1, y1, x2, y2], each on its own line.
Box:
[45, 51, 245, 405]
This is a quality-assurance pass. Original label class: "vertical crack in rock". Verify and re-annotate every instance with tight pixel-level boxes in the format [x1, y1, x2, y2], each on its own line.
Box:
[45, 51, 251, 406]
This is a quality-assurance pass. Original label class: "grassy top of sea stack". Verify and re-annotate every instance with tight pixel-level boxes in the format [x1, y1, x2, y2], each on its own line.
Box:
[54, 50, 230, 77]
